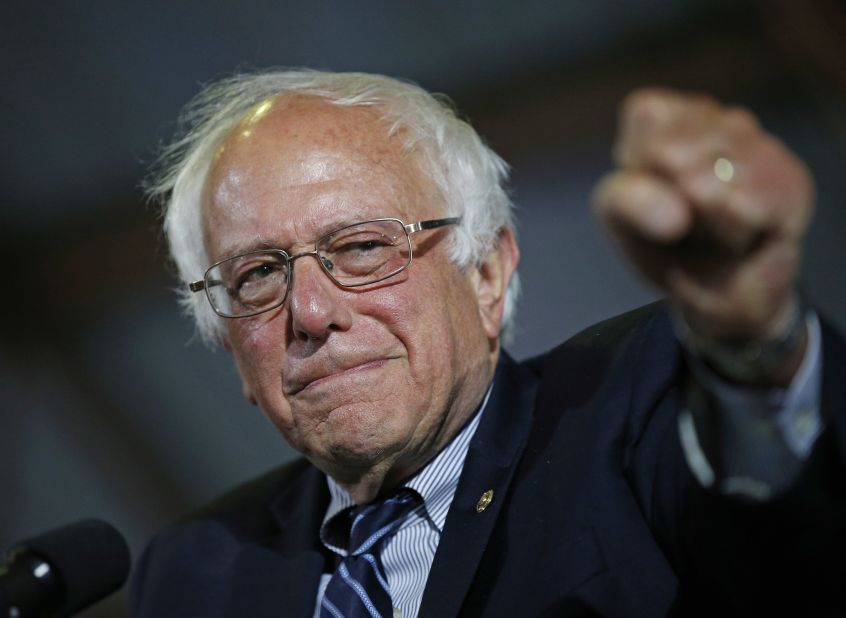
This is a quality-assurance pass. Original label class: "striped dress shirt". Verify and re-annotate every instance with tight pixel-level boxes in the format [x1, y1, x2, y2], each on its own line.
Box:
[315, 385, 493, 618]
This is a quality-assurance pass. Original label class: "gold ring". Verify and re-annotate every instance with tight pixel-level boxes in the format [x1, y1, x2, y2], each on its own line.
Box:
[713, 157, 735, 183]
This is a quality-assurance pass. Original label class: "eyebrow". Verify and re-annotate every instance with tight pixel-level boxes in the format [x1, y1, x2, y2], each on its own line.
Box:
[214, 213, 387, 261]
[215, 239, 283, 262]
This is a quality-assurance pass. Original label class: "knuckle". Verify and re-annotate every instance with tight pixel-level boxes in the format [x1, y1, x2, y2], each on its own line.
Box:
[648, 136, 690, 176]
[620, 87, 670, 124]
[591, 172, 628, 214]
[690, 93, 720, 111]
[722, 106, 759, 133]
[622, 88, 656, 113]
[676, 170, 703, 200]
[624, 174, 653, 205]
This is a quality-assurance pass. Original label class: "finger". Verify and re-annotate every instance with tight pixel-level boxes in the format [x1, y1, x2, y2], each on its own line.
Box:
[618, 115, 728, 179]
[674, 137, 813, 252]
[666, 242, 799, 338]
[614, 91, 784, 251]
[615, 89, 724, 170]
[616, 90, 761, 182]
[726, 135, 815, 242]
[592, 170, 692, 244]
[639, 130, 780, 256]
[675, 161, 770, 256]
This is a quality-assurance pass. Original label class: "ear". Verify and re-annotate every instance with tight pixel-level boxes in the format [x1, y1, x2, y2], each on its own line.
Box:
[242, 383, 258, 406]
[221, 335, 259, 406]
[474, 226, 519, 341]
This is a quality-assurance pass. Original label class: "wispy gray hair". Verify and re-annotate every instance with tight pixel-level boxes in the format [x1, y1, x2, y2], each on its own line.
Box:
[146, 69, 520, 344]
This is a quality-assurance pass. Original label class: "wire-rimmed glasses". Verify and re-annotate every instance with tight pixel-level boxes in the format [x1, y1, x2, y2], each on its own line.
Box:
[188, 217, 462, 318]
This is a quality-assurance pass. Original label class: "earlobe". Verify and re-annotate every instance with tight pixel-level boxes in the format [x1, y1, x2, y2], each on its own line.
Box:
[476, 226, 520, 340]
[242, 385, 258, 406]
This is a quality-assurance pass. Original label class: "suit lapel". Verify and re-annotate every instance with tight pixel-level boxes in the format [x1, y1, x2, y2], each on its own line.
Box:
[224, 544, 325, 617]
[224, 463, 330, 618]
[419, 353, 538, 618]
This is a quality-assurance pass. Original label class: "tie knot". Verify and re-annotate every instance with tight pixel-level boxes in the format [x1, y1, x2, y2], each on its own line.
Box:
[347, 489, 420, 556]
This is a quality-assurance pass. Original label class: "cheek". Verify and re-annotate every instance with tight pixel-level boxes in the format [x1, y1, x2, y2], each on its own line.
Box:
[228, 316, 290, 408]
[395, 268, 484, 379]
[230, 315, 279, 368]
[223, 265, 483, 443]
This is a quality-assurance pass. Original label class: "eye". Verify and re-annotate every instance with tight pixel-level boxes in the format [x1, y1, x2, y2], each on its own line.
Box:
[332, 236, 393, 254]
[315, 220, 409, 282]
[354, 240, 385, 251]
[237, 262, 283, 288]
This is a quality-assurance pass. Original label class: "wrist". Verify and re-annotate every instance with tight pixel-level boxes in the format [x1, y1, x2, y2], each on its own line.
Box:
[676, 298, 809, 387]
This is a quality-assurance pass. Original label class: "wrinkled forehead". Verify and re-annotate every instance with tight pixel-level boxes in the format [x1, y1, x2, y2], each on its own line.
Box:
[201, 95, 443, 258]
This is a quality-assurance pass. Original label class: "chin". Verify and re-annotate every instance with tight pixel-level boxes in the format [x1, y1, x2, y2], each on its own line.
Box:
[324, 442, 391, 470]
[314, 403, 408, 466]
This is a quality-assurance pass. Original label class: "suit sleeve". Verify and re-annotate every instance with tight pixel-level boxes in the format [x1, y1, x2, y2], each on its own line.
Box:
[642, 313, 846, 614]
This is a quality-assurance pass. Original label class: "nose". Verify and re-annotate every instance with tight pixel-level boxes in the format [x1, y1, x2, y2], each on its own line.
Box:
[287, 251, 352, 342]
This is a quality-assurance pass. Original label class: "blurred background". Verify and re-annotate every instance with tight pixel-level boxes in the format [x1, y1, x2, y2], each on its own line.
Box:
[2, 0, 845, 615]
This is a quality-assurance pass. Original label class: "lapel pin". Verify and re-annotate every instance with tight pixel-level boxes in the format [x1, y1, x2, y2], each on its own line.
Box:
[476, 489, 494, 513]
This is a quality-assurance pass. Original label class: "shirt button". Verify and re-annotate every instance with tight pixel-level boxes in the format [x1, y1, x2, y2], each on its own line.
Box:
[393, 608, 403, 618]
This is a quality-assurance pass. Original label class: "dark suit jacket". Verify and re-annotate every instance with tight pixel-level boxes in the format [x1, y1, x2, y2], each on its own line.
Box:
[130, 305, 846, 616]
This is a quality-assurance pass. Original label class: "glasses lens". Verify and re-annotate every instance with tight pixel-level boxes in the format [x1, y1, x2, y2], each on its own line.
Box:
[318, 219, 411, 286]
[205, 250, 289, 317]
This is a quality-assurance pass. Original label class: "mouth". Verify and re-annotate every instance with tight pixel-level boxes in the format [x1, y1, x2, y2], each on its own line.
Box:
[285, 357, 395, 395]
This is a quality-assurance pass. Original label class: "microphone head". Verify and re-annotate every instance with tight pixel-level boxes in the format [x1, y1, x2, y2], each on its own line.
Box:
[14, 518, 131, 614]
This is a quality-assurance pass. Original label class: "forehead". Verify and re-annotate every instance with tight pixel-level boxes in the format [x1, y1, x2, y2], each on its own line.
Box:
[202, 95, 443, 259]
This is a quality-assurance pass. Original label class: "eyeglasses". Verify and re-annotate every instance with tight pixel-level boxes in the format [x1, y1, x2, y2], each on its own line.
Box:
[189, 217, 462, 318]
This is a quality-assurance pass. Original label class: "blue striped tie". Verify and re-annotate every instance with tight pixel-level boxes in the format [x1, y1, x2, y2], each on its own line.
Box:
[320, 489, 420, 618]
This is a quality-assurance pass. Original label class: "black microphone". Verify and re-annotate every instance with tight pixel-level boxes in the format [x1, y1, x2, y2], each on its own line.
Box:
[0, 519, 130, 617]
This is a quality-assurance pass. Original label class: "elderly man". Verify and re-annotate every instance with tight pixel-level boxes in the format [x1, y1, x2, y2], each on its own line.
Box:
[131, 71, 845, 617]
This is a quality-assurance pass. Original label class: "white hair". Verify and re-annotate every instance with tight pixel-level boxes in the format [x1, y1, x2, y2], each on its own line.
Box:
[146, 69, 520, 344]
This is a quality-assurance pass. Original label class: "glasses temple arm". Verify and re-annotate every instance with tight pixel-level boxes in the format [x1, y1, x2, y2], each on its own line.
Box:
[189, 277, 226, 293]
[404, 217, 462, 234]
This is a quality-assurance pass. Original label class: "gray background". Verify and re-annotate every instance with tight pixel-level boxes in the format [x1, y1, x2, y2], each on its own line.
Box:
[2, 1, 846, 615]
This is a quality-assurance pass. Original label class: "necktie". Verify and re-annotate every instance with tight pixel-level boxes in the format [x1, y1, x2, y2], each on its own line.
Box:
[320, 489, 420, 618]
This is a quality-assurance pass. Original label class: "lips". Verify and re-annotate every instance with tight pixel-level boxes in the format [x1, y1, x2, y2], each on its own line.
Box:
[283, 356, 396, 395]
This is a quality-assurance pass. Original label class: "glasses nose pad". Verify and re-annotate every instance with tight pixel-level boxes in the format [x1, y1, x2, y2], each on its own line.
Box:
[320, 256, 334, 272]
